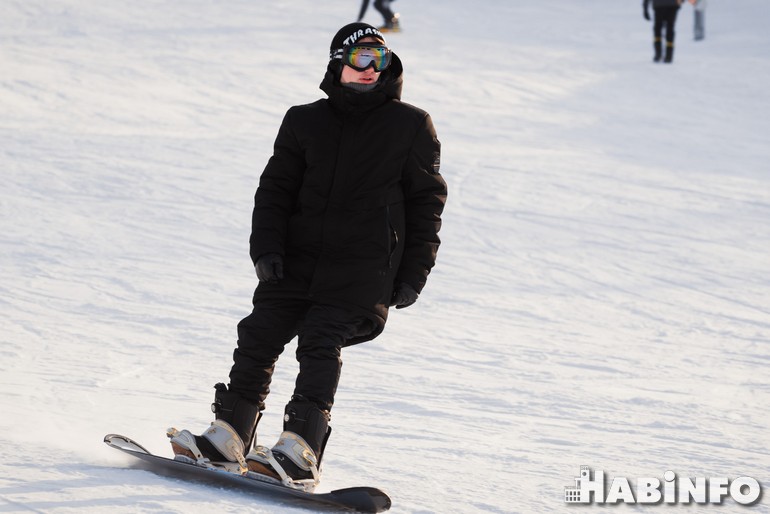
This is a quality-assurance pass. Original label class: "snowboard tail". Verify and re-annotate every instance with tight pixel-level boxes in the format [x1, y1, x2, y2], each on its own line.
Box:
[104, 434, 391, 513]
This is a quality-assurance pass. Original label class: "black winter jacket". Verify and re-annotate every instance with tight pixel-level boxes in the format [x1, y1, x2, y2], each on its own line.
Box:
[644, 0, 682, 8]
[249, 55, 447, 344]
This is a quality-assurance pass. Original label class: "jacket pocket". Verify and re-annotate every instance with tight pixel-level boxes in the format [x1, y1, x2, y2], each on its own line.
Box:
[385, 206, 399, 269]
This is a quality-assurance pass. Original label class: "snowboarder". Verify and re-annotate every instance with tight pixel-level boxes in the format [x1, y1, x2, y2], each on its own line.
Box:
[358, 0, 402, 32]
[643, 0, 687, 62]
[169, 22, 447, 492]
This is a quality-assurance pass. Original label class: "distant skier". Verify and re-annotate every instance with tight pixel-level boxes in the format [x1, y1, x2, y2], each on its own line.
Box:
[693, 0, 705, 41]
[358, 0, 402, 32]
[643, 0, 689, 62]
[168, 22, 446, 492]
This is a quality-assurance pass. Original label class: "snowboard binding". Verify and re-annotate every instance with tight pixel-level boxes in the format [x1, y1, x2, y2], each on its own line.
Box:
[167, 421, 248, 474]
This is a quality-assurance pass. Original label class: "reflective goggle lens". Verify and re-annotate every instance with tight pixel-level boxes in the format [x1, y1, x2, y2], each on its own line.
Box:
[343, 44, 392, 72]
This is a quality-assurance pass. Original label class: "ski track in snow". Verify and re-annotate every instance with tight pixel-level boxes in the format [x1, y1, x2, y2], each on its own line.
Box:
[1, 0, 769, 513]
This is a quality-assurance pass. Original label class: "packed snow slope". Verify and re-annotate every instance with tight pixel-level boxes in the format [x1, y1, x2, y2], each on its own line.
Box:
[1, 0, 769, 512]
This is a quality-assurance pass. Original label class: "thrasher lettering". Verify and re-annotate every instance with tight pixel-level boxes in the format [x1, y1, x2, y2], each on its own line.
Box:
[342, 27, 384, 46]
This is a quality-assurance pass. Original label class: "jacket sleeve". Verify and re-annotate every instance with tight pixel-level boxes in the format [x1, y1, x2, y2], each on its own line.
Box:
[396, 113, 447, 293]
[249, 108, 305, 264]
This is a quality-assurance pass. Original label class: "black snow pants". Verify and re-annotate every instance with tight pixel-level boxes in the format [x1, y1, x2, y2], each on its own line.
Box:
[228, 298, 375, 413]
[653, 6, 680, 43]
[374, 0, 396, 21]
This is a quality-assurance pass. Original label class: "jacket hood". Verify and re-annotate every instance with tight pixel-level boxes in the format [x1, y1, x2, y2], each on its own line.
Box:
[320, 53, 404, 114]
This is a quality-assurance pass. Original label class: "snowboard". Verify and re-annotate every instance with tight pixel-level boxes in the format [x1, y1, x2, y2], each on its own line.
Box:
[104, 434, 391, 513]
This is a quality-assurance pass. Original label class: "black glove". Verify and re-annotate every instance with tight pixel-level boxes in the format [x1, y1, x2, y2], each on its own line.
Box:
[255, 253, 284, 283]
[390, 283, 419, 310]
[644, 8, 650, 20]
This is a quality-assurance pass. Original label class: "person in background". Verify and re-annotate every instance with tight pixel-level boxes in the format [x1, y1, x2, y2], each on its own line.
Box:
[167, 22, 446, 493]
[643, 0, 688, 63]
[358, 0, 401, 32]
[693, 0, 705, 41]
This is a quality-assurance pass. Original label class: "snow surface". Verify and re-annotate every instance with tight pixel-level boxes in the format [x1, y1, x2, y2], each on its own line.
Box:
[2, 0, 769, 512]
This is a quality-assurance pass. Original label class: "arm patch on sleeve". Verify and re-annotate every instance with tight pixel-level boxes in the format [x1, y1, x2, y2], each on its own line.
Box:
[431, 151, 441, 175]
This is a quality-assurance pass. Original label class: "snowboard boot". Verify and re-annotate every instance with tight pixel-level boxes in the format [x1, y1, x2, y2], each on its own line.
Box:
[246, 396, 331, 491]
[169, 383, 261, 472]
[653, 38, 662, 62]
[379, 14, 401, 33]
[663, 42, 674, 63]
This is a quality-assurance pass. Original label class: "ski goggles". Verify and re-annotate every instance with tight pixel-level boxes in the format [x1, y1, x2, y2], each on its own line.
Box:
[341, 43, 392, 72]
